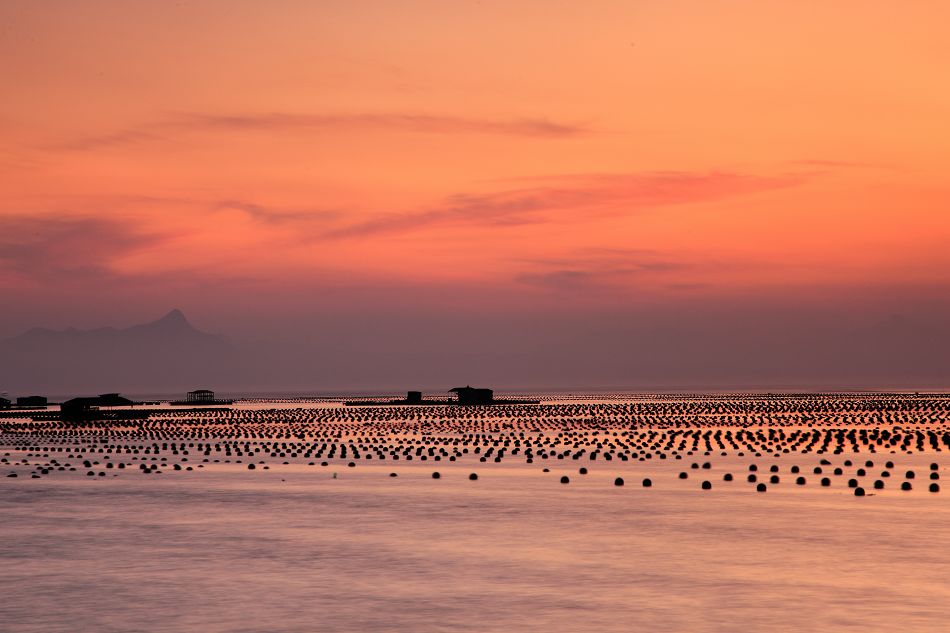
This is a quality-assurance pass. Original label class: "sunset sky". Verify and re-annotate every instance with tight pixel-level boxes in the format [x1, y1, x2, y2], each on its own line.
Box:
[2, 1, 950, 389]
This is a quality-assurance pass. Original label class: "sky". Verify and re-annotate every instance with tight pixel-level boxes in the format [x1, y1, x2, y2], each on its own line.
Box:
[2, 1, 950, 390]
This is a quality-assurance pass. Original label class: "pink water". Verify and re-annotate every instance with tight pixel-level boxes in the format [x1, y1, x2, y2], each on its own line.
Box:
[3, 456, 950, 632]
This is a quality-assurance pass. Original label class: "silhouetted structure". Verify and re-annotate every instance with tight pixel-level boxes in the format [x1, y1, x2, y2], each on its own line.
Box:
[345, 391, 449, 406]
[187, 389, 215, 403]
[60, 393, 135, 421]
[16, 395, 47, 407]
[171, 389, 233, 406]
[345, 387, 538, 406]
[0, 396, 10, 409]
[450, 386, 494, 405]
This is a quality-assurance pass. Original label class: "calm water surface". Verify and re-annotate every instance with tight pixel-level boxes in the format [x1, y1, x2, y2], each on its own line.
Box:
[3, 458, 949, 633]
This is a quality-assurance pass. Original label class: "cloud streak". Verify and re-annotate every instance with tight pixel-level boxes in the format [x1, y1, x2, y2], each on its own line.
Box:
[325, 171, 806, 239]
[212, 199, 340, 225]
[53, 111, 588, 151]
[514, 247, 693, 291]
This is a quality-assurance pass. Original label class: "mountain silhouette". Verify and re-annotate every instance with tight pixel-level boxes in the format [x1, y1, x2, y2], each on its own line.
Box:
[0, 310, 242, 396]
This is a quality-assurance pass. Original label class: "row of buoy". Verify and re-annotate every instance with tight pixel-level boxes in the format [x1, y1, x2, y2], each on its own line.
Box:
[4, 462, 943, 494]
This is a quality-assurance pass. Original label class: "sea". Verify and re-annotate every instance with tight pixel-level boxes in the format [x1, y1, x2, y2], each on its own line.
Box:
[2, 395, 950, 632]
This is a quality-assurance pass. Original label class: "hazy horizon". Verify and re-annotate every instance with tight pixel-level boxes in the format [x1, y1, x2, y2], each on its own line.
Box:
[3, 304, 950, 396]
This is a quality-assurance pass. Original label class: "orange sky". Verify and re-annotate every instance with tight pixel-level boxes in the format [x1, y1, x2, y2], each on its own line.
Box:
[2, 1, 950, 358]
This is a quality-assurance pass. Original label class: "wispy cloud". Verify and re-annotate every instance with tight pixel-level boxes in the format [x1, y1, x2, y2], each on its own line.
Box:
[325, 171, 806, 239]
[52, 111, 588, 151]
[178, 112, 585, 137]
[212, 199, 340, 225]
[0, 214, 172, 283]
[515, 247, 692, 291]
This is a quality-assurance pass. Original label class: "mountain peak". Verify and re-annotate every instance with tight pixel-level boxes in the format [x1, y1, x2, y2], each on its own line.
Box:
[136, 308, 201, 335]
[157, 308, 188, 326]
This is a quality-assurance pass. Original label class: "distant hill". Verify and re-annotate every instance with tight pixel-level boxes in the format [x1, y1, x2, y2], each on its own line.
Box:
[0, 309, 244, 396]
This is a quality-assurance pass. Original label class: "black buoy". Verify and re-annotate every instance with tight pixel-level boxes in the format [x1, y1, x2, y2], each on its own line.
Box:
[821, 477, 831, 486]
[642, 478, 652, 487]
[901, 481, 912, 491]
[756, 483, 767, 492]
[432, 472, 441, 479]
[560, 475, 570, 484]
[854, 487, 866, 497]
[724, 473, 733, 481]
[579, 467, 588, 475]
[930, 483, 940, 493]
[701, 480, 712, 490]
[469, 473, 478, 480]
[247, 463, 255, 470]
[614, 477, 624, 486]
[874, 480, 884, 489]
[389, 472, 398, 477]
